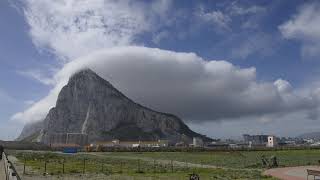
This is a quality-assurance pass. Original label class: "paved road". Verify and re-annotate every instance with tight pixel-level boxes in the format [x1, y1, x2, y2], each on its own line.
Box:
[0, 158, 6, 180]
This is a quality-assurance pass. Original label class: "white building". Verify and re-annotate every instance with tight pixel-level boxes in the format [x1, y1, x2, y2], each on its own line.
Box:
[94, 139, 168, 148]
[267, 136, 278, 147]
[192, 137, 204, 147]
[304, 139, 314, 144]
[310, 142, 320, 146]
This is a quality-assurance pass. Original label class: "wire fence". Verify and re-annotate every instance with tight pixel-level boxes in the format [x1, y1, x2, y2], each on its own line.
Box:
[3, 152, 21, 180]
[20, 156, 199, 176]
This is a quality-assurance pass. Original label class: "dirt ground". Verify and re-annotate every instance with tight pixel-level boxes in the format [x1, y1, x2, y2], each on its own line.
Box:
[264, 166, 320, 180]
[0, 158, 6, 180]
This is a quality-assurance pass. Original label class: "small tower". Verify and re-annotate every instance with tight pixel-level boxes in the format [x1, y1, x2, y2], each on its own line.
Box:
[267, 135, 277, 147]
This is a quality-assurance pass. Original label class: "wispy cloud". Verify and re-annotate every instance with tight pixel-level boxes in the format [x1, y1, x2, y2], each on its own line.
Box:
[228, 2, 266, 16]
[17, 69, 56, 85]
[195, 7, 232, 32]
[195, 2, 266, 32]
[0, 89, 16, 105]
[152, 30, 170, 45]
[23, 0, 172, 61]
[193, 2, 271, 59]
[279, 2, 320, 59]
[230, 33, 278, 59]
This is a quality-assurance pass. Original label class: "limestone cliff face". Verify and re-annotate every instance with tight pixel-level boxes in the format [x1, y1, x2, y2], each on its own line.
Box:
[21, 69, 208, 143]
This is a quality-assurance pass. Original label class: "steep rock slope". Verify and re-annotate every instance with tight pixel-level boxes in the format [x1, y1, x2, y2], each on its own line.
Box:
[21, 69, 209, 143]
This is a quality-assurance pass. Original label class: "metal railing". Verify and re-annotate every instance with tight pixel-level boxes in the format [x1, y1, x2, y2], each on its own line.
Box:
[2, 152, 21, 180]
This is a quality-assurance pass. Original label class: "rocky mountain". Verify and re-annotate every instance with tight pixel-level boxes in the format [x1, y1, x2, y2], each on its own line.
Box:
[19, 69, 209, 143]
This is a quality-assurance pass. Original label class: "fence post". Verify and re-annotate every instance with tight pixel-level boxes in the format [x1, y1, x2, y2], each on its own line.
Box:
[62, 159, 65, 174]
[138, 159, 141, 173]
[44, 160, 47, 175]
[23, 157, 26, 174]
[82, 158, 86, 174]
[153, 160, 156, 173]
[119, 161, 123, 174]
[101, 161, 104, 173]
[171, 160, 173, 173]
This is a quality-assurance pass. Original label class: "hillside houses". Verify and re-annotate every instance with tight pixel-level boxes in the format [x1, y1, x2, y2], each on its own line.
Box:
[92, 139, 169, 148]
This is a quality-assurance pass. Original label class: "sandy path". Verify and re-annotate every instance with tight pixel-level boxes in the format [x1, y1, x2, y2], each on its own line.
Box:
[0, 158, 6, 180]
[264, 166, 320, 180]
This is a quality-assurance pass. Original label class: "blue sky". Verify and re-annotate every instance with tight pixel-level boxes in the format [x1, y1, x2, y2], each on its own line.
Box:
[1, 0, 320, 140]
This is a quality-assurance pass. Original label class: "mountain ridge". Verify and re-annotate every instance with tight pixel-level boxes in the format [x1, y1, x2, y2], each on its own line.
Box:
[19, 69, 210, 144]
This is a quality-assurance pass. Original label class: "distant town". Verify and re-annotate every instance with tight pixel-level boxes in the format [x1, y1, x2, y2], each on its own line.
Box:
[42, 132, 320, 153]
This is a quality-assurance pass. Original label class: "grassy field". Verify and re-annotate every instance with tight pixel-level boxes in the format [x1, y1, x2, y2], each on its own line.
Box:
[10, 149, 320, 179]
[103, 149, 320, 168]
[7, 150, 281, 180]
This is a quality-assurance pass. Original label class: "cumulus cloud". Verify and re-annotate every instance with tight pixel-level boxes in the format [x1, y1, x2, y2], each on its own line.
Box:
[279, 2, 320, 58]
[274, 79, 292, 93]
[23, 0, 171, 61]
[15, 0, 320, 129]
[12, 46, 318, 123]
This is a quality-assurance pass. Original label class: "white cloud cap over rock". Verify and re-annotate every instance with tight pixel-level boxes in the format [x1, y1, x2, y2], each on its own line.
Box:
[14, 0, 320, 127]
[12, 46, 318, 123]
